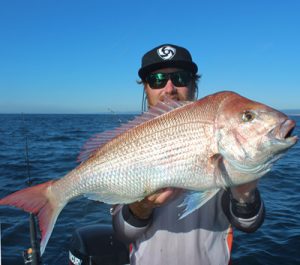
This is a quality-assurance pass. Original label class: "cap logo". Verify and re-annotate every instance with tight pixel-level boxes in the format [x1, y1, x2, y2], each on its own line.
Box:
[157, 46, 176, 60]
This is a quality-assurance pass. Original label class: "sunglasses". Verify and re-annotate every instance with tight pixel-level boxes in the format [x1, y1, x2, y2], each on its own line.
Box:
[145, 71, 193, 89]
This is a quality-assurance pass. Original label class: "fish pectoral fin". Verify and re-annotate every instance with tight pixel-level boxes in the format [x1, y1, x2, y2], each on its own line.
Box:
[178, 189, 220, 219]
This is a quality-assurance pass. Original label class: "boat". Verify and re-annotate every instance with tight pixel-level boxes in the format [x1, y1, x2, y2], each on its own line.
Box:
[68, 224, 129, 265]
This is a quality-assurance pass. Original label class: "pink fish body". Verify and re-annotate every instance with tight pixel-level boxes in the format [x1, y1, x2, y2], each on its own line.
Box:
[0, 91, 297, 255]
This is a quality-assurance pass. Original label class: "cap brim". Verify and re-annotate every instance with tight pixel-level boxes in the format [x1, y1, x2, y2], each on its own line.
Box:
[138, 61, 198, 80]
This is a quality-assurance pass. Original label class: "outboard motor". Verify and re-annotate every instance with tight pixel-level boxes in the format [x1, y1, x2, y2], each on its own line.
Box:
[68, 224, 129, 265]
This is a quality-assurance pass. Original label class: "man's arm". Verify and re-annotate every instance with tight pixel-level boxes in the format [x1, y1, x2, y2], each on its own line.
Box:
[222, 181, 265, 232]
[113, 181, 265, 243]
[112, 188, 180, 243]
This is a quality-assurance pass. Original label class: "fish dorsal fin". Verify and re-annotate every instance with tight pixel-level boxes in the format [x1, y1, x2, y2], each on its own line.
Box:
[77, 98, 191, 163]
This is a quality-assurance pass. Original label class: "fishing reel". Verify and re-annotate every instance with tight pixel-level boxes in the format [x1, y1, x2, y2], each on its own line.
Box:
[22, 248, 34, 264]
[22, 214, 42, 265]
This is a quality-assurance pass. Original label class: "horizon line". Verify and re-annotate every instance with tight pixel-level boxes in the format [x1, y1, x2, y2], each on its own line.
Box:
[1, 109, 300, 115]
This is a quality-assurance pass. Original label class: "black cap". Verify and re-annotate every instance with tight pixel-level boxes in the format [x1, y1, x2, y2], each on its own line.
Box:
[138, 44, 198, 80]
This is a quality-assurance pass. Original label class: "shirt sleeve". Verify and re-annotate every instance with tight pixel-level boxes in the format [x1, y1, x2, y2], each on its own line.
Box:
[221, 188, 265, 233]
[112, 204, 153, 244]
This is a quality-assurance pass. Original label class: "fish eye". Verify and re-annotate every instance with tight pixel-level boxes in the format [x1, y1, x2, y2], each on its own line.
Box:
[242, 110, 256, 122]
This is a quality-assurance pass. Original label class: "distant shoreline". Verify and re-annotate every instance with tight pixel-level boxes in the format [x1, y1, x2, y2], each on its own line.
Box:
[0, 112, 140, 115]
[0, 110, 299, 116]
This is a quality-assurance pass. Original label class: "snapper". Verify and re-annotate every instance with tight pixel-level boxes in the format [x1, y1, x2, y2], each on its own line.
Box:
[0, 91, 297, 255]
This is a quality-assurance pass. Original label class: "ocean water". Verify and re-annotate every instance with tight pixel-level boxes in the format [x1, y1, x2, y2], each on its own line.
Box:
[0, 114, 299, 265]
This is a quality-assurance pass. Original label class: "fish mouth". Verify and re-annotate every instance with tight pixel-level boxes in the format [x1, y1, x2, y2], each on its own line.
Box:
[271, 119, 298, 144]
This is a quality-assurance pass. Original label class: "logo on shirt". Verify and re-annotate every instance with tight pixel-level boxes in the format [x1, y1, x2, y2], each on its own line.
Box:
[157, 45, 176, 60]
[69, 251, 82, 265]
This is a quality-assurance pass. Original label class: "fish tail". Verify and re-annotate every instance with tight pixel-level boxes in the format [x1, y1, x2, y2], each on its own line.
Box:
[0, 180, 64, 255]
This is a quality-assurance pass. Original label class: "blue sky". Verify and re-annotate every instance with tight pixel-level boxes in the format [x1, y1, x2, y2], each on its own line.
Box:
[0, 0, 299, 113]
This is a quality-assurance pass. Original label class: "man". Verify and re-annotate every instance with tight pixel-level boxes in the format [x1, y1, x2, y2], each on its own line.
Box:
[113, 44, 265, 265]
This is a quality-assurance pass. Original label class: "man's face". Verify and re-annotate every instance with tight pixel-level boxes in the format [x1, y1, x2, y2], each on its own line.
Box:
[144, 68, 195, 107]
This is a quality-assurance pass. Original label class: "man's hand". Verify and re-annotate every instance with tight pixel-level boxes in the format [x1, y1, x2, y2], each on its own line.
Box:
[230, 180, 258, 203]
[129, 188, 182, 219]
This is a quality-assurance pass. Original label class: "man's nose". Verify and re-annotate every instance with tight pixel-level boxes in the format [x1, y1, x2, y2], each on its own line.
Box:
[164, 79, 176, 94]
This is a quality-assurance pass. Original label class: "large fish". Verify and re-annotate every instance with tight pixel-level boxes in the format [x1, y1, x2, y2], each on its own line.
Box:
[0, 91, 297, 255]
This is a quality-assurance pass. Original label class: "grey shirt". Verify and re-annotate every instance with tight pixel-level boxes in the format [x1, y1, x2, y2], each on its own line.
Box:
[113, 190, 265, 265]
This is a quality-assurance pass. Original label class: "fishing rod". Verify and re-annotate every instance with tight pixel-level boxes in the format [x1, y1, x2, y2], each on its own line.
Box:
[21, 114, 42, 265]
[24, 124, 32, 186]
